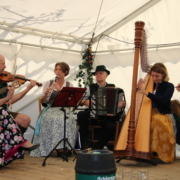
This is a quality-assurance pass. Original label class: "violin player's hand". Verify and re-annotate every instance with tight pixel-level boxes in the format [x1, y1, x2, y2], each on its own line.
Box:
[27, 80, 37, 90]
[6, 85, 14, 102]
[7, 85, 14, 98]
[5, 99, 12, 106]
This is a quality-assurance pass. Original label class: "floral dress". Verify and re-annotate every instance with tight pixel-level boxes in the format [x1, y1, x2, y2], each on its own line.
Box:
[0, 107, 26, 168]
[30, 80, 78, 157]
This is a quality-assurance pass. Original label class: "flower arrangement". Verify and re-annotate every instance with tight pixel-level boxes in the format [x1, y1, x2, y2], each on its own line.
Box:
[75, 45, 94, 87]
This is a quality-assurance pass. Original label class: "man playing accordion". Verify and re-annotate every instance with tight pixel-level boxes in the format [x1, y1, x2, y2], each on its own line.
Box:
[77, 65, 125, 150]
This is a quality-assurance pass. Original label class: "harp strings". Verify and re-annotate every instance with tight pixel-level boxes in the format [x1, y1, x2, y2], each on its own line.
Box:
[135, 29, 150, 126]
[140, 30, 151, 73]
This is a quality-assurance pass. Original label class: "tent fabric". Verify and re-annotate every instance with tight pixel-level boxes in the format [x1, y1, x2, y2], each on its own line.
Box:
[0, 0, 150, 37]
[0, 0, 180, 156]
[93, 0, 180, 51]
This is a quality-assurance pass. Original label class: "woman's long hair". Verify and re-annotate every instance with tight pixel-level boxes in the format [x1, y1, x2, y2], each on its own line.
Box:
[150, 63, 169, 82]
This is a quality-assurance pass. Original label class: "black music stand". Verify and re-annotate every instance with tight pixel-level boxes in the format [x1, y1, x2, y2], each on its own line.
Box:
[42, 87, 86, 166]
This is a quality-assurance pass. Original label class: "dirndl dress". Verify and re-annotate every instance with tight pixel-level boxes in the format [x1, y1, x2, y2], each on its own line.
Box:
[30, 107, 77, 157]
[0, 107, 26, 168]
[151, 108, 176, 163]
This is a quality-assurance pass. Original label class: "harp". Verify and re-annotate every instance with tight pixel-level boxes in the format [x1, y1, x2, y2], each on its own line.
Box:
[114, 21, 153, 160]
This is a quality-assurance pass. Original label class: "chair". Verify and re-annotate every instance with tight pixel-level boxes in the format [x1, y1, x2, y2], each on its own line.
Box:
[38, 97, 42, 112]
[170, 100, 180, 159]
[171, 100, 180, 118]
[88, 112, 125, 150]
[89, 121, 120, 145]
[88, 90, 126, 150]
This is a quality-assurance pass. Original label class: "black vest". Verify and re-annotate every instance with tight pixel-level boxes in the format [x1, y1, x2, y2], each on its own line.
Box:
[0, 82, 8, 109]
[0, 82, 8, 98]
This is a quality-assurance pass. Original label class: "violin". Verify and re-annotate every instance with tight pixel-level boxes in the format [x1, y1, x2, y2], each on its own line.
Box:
[0, 71, 42, 87]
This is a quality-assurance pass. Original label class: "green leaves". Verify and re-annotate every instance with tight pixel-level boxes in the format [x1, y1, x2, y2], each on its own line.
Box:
[75, 45, 94, 88]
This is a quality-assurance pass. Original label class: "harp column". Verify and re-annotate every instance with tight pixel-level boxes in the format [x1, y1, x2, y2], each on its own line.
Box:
[126, 21, 145, 153]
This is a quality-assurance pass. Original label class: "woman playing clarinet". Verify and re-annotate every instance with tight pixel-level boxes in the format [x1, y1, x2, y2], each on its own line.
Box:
[30, 62, 77, 157]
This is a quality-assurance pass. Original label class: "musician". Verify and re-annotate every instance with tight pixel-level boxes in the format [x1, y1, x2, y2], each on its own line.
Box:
[137, 63, 175, 163]
[0, 54, 39, 168]
[0, 54, 37, 138]
[174, 83, 180, 145]
[176, 83, 180, 91]
[30, 62, 77, 157]
[77, 65, 125, 150]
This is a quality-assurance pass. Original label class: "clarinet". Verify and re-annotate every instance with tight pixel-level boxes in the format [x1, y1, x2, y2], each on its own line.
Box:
[55, 75, 58, 82]
[54, 75, 59, 90]
[42, 75, 59, 106]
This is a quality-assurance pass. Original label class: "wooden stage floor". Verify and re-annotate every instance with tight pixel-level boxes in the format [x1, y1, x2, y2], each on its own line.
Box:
[0, 151, 180, 180]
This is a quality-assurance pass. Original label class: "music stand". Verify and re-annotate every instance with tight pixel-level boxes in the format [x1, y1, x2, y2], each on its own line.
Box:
[42, 87, 86, 166]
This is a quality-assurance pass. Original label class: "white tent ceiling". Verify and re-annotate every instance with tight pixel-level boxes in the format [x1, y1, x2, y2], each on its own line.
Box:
[0, 0, 179, 52]
[0, 0, 150, 36]
[0, 0, 160, 51]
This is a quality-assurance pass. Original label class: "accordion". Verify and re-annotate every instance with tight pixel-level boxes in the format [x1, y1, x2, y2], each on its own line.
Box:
[91, 87, 124, 117]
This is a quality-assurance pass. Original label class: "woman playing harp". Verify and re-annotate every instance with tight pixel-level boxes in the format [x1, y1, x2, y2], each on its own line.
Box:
[137, 63, 175, 163]
[114, 21, 176, 164]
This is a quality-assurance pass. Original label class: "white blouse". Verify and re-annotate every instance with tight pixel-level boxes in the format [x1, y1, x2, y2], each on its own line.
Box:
[42, 80, 73, 96]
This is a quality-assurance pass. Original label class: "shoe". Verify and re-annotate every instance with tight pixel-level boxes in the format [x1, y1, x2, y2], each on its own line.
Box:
[56, 149, 72, 157]
[152, 152, 158, 156]
[56, 149, 63, 157]
[67, 150, 73, 157]
[19, 144, 40, 152]
[57, 151, 63, 157]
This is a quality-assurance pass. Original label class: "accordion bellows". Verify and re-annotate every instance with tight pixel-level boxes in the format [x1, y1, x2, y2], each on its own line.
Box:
[91, 87, 124, 117]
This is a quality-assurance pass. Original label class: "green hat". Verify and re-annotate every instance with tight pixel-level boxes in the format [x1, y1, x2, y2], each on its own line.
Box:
[92, 65, 110, 75]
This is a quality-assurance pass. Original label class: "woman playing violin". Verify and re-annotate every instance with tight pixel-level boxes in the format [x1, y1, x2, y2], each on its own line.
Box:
[0, 55, 39, 137]
[0, 65, 42, 137]
[0, 54, 40, 168]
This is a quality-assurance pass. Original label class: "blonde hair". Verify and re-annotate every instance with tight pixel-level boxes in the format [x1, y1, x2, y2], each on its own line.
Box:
[54, 62, 70, 76]
[150, 63, 169, 82]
